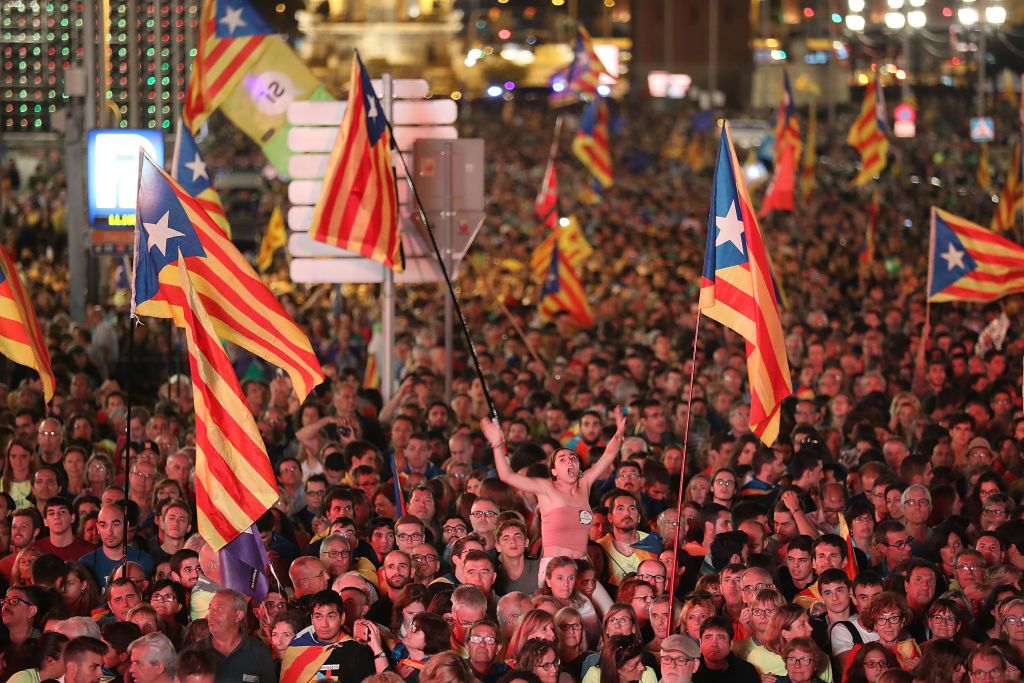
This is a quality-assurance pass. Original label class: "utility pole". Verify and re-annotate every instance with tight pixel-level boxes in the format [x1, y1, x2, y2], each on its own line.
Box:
[65, 66, 88, 324]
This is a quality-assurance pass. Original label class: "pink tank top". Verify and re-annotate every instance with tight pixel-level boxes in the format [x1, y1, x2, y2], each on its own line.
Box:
[540, 506, 594, 557]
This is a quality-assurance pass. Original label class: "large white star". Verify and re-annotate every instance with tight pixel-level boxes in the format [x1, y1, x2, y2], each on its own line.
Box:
[940, 242, 966, 271]
[184, 153, 208, 183]
[143, 212, 185, 257]
[365, 95, 378, 121]
[715, 200, 745, 253]
[218, 5, 247, 34]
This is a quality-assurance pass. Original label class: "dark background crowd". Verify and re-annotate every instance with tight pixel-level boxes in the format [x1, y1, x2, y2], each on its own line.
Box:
[0, 88, 1021, 683]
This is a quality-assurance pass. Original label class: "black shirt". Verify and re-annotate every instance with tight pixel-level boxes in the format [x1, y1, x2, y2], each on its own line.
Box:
[692, 653, 760, 683]
[188, 633, 276, 683]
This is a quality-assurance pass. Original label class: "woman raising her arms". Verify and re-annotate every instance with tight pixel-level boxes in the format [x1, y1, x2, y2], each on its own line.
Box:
[481, 408, 627, 582]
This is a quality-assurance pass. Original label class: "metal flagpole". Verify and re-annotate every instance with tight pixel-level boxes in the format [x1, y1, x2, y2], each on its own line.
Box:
[667, 312, 702, 613]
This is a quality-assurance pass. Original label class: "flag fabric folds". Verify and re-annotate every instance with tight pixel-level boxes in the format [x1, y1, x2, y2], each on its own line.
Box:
[0, 247, 55, 402]
[559, 25, 612, 101]
[992, 142, 1023, 232]
[837, 513, 859, 582]
[308, 53, 402, 271]
[847, 73, 889, 185]
[572, 98, 613, 189]
[539, 241, 593, 328]
[978, 142, 992, 192]
[700, 124, 793, 446]
[174, 252, 279, 550]
[257, 205, 286, 271]
[183, 0, 330, 175]
[535, 160, 559, 229]
[800, 103, 817, 202]
[928, 207, 1024, 303]
[530, 216, 593, 281]
[219, 523, 271, 600]
[131, 152, 324, 400]
[172, 120, 231, 238]
[760, 72, 801, 216]
[859, 190, 880, 268]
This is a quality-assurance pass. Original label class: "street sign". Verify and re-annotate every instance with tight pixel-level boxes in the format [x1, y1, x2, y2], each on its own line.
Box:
[970, 117, 995, 142]
[87, 129, 164, 228]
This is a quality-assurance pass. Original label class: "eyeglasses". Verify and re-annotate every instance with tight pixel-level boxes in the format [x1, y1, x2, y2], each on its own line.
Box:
[714, 479, 735, 487]
[305, 489, 326, 497]
[617, 472, 640, 480]
[130, 471, 155, 480]
[322, 551, 351, 560]
[930, 614, 958, 625]
[875, 615, 903, 626]
[632, 594, 654, 603]
[883, 538, 913, 550]
[751, 608, 777, 617]
[397, 532, 424, 542]
[637, 573, 665, 584]
[412, 554, 438, 563]
[970, 666, 1004, 680]
[662, 655, 695, 666]
[150, 594, 177, 603]
[536, 659, 561, 671]
[0, 597, 33, 608]
[470, 510, 498, 519]
[904, 499, 930, 507]
[468, 634, 497, 645]
[786, 656, 813, 666]
[1004, 616, 1024, 626]
[607, 616, 633, 626]
[558, 623, 583, 632]
[983, 508, 1009, 517]
[957, 564, 980, 572]
[742, 582, 772, 593]
[40, 430, 60, 436]
[864, 660, 890, 670]
[443, 525, 467, 535]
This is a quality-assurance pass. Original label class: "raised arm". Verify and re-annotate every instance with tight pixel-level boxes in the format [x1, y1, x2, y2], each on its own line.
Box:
[580, 407, 627, 488]
[481, 416, 552, 496]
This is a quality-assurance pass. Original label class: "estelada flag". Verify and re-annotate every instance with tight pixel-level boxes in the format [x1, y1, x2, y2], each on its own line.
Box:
[172, 120, 230, 238]
[308, 52, 402, 271]
[131, 152, 324, 400]
[700, 124, 792, 446]
[0, 247, 55, 402]
[929, 207, 1024, 303]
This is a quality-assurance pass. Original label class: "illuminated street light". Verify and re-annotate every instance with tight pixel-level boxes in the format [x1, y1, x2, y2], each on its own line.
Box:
[846, 14, 866, 31]
[885, 11, 906, 29]
[907, 10, 926, 28]
[848, 0, 865, 12]
[958, 6, 979, 25]
[985, 6, 1007, 24]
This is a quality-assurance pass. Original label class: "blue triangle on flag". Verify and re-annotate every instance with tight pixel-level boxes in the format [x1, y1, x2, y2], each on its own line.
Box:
[215, 0, 276, 38]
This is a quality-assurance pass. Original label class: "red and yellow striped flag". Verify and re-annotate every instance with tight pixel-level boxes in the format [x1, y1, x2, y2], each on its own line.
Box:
[172, 120, 231, 238]
[847, 73, 890, 185]
[562, 25, 613, 101]
[837, 513, 859, 582]
[760, 71, 801, 216]
[175, 252, 278, 550]
[309, 52, 402, 271]
[530, 216, 593, 281]
[978, 142, 992, 192]
[183, 0, 269, 133]
[572, 98, 613, 189]
[539, 241, 593, 328]
[800, 103, 817, 202]
[992, 142, 1023, 232]
[0, 248, 55, 402]
[930, 207, 1024, 303]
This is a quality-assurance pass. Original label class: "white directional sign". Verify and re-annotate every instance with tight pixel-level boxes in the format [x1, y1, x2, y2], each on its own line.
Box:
[284, 78, 465, 284]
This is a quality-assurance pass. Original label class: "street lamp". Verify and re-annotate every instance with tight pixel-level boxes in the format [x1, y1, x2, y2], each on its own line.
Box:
[959, 1, 1006, 117]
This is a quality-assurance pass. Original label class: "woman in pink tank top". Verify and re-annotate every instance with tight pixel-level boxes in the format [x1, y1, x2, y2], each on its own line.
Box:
[482, 408, 627, 581]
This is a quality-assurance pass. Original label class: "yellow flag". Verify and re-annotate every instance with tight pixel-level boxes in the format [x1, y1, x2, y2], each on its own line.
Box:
[1001, 70, 1018, 107]
[978, 142, 992, 192]
[257, 206, 287, 271]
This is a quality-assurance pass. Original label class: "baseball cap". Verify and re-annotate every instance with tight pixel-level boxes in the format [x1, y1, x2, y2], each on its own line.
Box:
[661, 634, 700, 658]
[968, 437, 992, 453]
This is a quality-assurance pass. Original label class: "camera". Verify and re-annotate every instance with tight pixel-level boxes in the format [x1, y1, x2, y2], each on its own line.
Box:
[339, 426, 352, 437]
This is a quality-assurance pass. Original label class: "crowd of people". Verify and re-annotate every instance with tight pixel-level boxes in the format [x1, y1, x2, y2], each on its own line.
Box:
[0, 86, 1022, 683]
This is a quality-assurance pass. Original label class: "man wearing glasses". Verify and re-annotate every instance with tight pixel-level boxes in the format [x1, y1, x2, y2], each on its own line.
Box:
[872, 520, 913, 578]
[319, 534, 354, 579]
[966, 642, 1008, 683]
[660, 634, 700, 683]
[465, 619, 508, 683]
[0, 585, 44, 679]
[411, 541, 441, 585]
[469, 497, 500, 550]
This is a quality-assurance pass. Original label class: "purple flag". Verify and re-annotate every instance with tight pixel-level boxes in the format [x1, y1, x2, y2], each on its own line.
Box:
[219, 523, 270, 600]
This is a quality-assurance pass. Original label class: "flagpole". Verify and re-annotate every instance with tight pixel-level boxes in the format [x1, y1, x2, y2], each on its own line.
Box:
[382, 122, 499, 421]
[918, 208, 936, 373]
[667, 310, 702, 616]
[538, 115, 564, 227]
[121, 314, 135, 566]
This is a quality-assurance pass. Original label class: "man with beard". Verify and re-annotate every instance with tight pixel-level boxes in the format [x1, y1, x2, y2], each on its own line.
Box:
[566, 410, 606, 465]
[365, 550, 411, 624]
[597, 489, 663, 586]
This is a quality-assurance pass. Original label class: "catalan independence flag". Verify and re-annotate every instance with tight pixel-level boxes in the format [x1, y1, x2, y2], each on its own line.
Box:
[847, 73, 889, 185]
[172, 120, 231, 238]
[174, 252, 279, 550]
[530, 216, 593, 282]
[991, 142, 1023, 232]
[0, 248, 55, 402]
[308, 52, 402, 271]
[535, 160, 559, 229]
[928, 207, 1024, 303]
[539, 241, 593, 328]
[280, 630, 353, 683]
[700, 125, 792, 446]
[183, 0, 271, 133]
[572, 98, 613, 189]
[131, 152, 324, 400]
[564, 25, 612, 99]
[978, 142, 992, 193]
[760, 71, 801, 216]
[837, 513, 859, 582]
